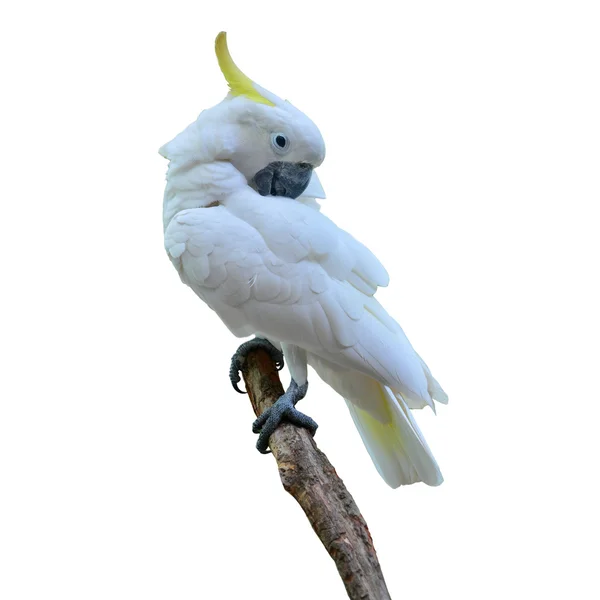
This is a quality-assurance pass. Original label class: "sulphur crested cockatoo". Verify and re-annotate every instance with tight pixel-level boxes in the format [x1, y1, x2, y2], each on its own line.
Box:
[161, 32, 448, 487]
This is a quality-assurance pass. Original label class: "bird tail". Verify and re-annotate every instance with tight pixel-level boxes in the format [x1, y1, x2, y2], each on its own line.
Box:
[345, 384, 443, 488]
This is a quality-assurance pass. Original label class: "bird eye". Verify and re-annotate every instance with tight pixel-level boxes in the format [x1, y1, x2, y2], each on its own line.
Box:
[271, 132, 290, 154]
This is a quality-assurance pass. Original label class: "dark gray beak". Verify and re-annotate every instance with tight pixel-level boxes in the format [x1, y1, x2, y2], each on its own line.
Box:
[252, 161, 313, 199]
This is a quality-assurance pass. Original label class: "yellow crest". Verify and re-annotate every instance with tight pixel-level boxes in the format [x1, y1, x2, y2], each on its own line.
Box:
[215, 32, 275, 107]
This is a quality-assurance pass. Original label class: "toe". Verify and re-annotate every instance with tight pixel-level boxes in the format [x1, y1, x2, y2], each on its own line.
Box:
[267, 349, 284, 370]
[287, 408, 318, 436]
[256, 434, 272, 454]
[252, 408, 271, 433]
[254, 403, 287, 452]
[255, 416, 278, 453]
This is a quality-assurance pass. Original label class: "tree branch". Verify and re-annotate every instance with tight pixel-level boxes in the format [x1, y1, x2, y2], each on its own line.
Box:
[240, 348, 392, 600]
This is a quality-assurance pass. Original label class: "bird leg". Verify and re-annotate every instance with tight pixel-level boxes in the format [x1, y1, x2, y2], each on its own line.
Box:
[229, 338, 284, 393]
[252, 379, 317, 454]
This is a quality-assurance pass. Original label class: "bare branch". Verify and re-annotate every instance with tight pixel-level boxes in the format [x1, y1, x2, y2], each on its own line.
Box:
[241, 348, 392, 600]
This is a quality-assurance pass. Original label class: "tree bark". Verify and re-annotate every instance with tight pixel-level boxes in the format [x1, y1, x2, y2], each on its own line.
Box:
[240, 348, 392, 600]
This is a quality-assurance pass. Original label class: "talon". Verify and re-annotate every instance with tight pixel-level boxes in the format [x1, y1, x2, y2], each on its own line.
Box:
[229, 360, 247, 394]
[232, 380, 246, 394]
[253, 380, 316, 454]
[229, 338, 283, 393]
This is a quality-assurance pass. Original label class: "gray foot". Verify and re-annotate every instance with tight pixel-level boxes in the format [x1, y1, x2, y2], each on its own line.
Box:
[252, 380, 318, 454]
[229, 338, 284, 394]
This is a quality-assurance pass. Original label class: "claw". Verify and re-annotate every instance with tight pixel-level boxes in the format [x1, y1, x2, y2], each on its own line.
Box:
[232, 379, 246, 394]
[252, 380, 317, 454]
[229, 359, 246, 394]
[229, 338, 284, 394]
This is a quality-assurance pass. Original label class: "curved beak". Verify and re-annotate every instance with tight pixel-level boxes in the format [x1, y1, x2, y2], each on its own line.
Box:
[252, 161, 313, 199]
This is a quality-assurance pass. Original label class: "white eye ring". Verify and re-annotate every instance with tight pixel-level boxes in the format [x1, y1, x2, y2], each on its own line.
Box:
[271, 132, 291, 155]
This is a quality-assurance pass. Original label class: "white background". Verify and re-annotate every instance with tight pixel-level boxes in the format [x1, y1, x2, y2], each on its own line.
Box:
[1, 1, 599, 598]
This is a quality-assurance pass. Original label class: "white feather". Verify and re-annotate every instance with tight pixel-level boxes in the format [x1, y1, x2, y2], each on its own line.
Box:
[346, 388, 443, 488]
[161, 85, 448, 487]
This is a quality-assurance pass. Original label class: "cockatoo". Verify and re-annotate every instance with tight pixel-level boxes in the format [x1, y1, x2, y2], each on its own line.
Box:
[161, 32, 448, 487]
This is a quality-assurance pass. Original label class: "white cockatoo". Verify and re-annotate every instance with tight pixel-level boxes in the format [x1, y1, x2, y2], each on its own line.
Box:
[161, 32, 448, 487]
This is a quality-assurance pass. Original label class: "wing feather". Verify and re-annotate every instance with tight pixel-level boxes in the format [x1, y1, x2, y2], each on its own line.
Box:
[164, 195, 431, 404]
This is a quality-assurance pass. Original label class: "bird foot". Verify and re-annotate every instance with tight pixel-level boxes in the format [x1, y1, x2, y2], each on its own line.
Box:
[229, 338, 284, 394]
[252, 380, 317, 454]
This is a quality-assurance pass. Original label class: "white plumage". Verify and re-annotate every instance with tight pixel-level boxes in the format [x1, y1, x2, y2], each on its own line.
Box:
[161, 33, 448, 487]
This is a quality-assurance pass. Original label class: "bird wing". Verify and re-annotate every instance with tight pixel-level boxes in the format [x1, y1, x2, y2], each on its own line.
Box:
[165, 195, 432, 406]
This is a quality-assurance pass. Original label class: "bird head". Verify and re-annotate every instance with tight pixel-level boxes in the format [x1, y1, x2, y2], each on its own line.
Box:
[159, 32, 326, 200]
